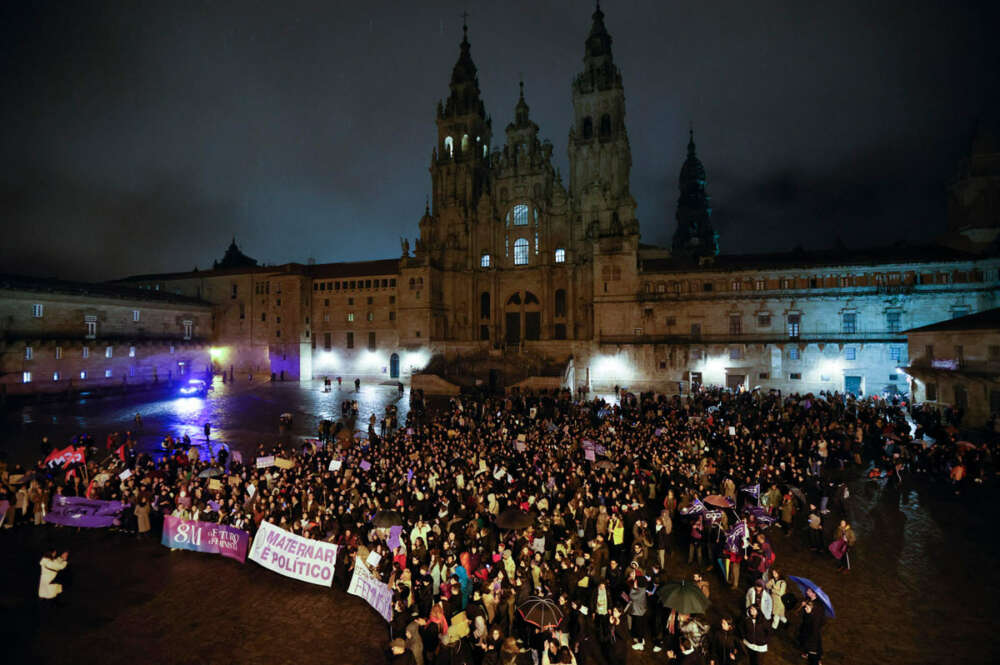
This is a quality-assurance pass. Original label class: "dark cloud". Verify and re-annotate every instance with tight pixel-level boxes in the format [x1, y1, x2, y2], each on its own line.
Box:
[0, 0, 996, 280]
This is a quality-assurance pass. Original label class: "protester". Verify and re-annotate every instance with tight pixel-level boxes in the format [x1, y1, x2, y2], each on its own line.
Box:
[38, 550, 68, 606]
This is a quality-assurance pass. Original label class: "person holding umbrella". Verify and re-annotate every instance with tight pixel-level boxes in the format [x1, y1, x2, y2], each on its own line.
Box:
[797, 599, 826, 665]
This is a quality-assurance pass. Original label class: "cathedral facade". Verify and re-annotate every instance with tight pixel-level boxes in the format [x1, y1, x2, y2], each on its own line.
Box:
[106, 5, 999, 404]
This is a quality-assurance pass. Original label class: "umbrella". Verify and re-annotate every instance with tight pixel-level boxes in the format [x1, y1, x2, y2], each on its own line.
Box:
[956, 441, 976, 450]
[372, 510, 404, 528]
[496, 508, 535, 530]
[703, 494, 734, 508]
[594, 460, 615, 470]
[788, 576, 835, 618]
[198, 467, 224, 478]
[656, 581, 710, 614]
[787, 486, 808, 505]
[518, 596, 563, 630]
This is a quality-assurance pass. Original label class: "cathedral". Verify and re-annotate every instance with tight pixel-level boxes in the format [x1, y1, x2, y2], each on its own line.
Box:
[101, 4, 1000, 403]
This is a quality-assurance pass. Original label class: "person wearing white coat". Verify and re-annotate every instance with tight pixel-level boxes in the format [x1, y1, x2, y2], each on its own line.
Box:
[745, 579, 773, 621]
[39, 550, 68, 600]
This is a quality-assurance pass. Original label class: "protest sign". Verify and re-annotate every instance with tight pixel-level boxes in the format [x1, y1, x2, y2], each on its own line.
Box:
[517, 434, 526, 442]
[249, 521, 338, 587]
[360, 460, 372, 471]
[162, 515, 249, 563]
[119, 469, 132, 480]
[256, 456, 275, 469]
[45, 496, 127, 528]
[230, 450, 243, 464]
[228, 475, 241, 487]
[366, 551, 382, 568]
[208, 479, 223, 491]
[274, 457, 295, 470]
[585, 448, 596, 462]
[329, 459, 342, 471]
[387, 525, 403, 551]
[728, 426, 736, 436]
[348, 560, 393, 622]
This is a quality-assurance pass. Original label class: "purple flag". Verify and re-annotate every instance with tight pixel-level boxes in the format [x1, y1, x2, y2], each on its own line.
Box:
[162, 515, 250, 563]
[360, 460, 372, 472]
[726, 521, 749, 551]
[387, 525, 403, 550]
[208, 500, 221, 512]
[45, 496, 128, 528]
[406, 468, 414, 483]
[740, 484, 760, 499]
[680, 498, 706, 516]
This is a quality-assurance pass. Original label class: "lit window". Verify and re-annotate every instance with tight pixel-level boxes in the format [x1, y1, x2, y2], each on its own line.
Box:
[132, 310, 140, 322]
[845, 347, 856, 360]
[512, 204, 529, 226]
[367, 311, 374, 321]
[85, 316, 97, 338]
[55, 346, 62, 359]
[129, 366, 135, 377]
[789, 347, 801, 360]
[890, 346, 903, 362]
[444, 136, 454, 157]
[105, 346, 113, 358]
[886, 311, 901, 333]
[347, 312, 355, 322]
[787, 314, 801, 339]
[25, 346, 33, 360]
[82, 347, 90, 359]
[80, 370, 87, 380]
[514, 238, 529, 265]
[183, 320, 193, 340]
[170, 345, 175, 354]
[22, 371, 31, 383]
[104, 369, 112, 378]
[481, 254, 491, 268]
[534, 231, 539, 255]
[755, 279, 765, 290]
[129, 346, 136, 358]
[731, 280, 742, 291]
[53, 372, 60, 381]
[842, 313, 857, 334]
[32, 303, 43, 318]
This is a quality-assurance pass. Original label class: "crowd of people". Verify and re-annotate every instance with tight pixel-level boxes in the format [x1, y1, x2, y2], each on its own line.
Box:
[1, 385, 994, 664]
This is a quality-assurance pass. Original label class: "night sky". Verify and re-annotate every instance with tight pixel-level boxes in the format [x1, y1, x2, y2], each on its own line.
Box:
[1, 0, 996, 282]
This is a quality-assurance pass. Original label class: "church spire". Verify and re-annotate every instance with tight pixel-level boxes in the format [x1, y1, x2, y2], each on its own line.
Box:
[672, 127, 718, 258]
[442, 17, 485, 120]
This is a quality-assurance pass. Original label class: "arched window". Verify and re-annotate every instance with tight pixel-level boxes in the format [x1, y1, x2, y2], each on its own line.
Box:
[524, 291, 539, 305]
[512, 204, 529, 226]
[582, 117, 593, 139]
[483, 144, 488, 157]
[461, 134, 470, 152]
[554, 248, 566, 263]
[534, 231, 539, 255]
[514, 238, 529, 265]
[480, 292, 490, 319]
[481, 253, 491, 268]
[554, 289, 566, 317]
[444, 136, 454, 157]
[506, 293, 522, 306]
[599, 114, 611, 137]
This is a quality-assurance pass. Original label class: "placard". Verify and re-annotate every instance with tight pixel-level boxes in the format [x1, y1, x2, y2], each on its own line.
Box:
[248, 520, 338, 587]
[256, 456, 275, 469]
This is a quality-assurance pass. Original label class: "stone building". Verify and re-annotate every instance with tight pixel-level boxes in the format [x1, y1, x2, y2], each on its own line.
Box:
[104, 5, 999, 398]
[0, 274, 213, 399]
[904, 308, 1000, 428]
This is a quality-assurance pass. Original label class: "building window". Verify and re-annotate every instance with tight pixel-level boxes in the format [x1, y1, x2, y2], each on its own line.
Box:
[183, 320, 193, 340]
[53, 372, 60, 381]
[780, 278, 792, 289]
[129, 346, 136, 357]
[367, 312, 374, 322]
[23, 371, 31, 383]
[25, 346, 33, 360]
[555, 289, 567, 318]
[691, 348, 703, 360]
[729, 346, 743, 360]
[389, 311, 396, 321]
[275, 330, 281, 338]
[787, 314, 800, 339]
[55, 346, 62, 360]
[276, 316, 281, 324]
[32, 303, 43, 318]
[129, 366, 135, 377]
[104, 369, 112, 378]
[132, 310, 140, 322]
[231, 284, 237, 299]
[348, 297, 354, 305]
[926, 382, 938, 401]
[239, 304, 245, 320]
[952, 307, 970, 319]
[368, 332, 376, 351]
[789, 347, 801, 361]
[690, 323, 702, 338]
[416, 330, 421, 338]
[845, 346, 856, 361]
[890, 346, 903, 362]
[323, 313, 330, 323]
[886, 311, 901, 333]
[666, 317, 676, 326]
[757, 314, 771, 328]
[389, 295, 396, 304]
[481, 253, 491, 268]
[759, 372, 769, 379]
[821, 374, 831, 381]
[555, 248, 566, 263]
[731, 280, 742, 291]
[790, 372, 802, 380]
[82, 347, 89, 359]
[367, 296, 373, 305]
[514, 238, 529, 265]
[512, 204, 529, 226]
[169, 345, 175, 354]
[839, 276, 850, 287]
[703, 282, 714, 292]
[80, 370, 87, 380]
[755, 279, 765, 290]
[842, 312, 857, 334]
[346, 332, 355, 348]
[85, 317, 97, 339]
[347, 312, 355, 322]
[729, 315, 742, 335]
[633, 328, 643, 336]
[105, 346, 113, 358]
[889, 374, 897, 382]
[989, 345, 1000, 361]
[534, 231, 539, 255]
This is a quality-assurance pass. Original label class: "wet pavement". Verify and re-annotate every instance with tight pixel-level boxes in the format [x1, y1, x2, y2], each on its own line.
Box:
[2, 386, 1000, 664]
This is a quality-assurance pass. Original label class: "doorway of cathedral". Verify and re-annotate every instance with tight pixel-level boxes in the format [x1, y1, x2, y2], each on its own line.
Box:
[506, 313, 521, 344]
[844, 375, 862, 396]
[725, 373, 746, 391]
[389, 353, 399, 379]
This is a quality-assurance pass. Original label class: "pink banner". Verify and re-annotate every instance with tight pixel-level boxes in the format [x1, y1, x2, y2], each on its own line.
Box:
[162, 515, 249, 562]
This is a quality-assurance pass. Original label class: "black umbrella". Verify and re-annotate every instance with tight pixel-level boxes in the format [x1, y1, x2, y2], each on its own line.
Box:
[372, 510, 404, 528]
[656, 581, 710, 614]
[518, 596, 563, 630]
[495, 508, 535, 530]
